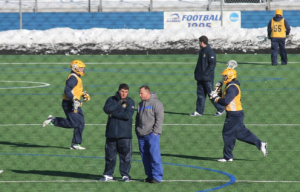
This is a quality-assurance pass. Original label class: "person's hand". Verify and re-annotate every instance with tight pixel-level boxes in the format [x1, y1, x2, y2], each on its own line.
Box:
[119, 98, 127, 108]
[210, 90, 220, 102]
[268, 35, 271, 39]
[286, 34, 290, 38]
[215, 81, 222, 93]
[73, 99, 82, 113]
[82, 91, 91, 102]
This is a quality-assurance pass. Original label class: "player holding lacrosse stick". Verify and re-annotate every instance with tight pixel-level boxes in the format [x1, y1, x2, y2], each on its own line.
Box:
[42, 60, 91, 150]
[210, 64, 268, 162]
[212, 60, 238, 99]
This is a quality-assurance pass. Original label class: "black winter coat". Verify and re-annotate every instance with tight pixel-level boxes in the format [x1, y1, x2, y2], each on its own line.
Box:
[103, 92, 135, 139]
[194, 44, 217, 82]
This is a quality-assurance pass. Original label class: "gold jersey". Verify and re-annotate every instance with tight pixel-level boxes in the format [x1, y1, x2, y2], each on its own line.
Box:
[62, 73, 83, 100]
[223, 84, 243, 112]
[271, 18, 286, 38]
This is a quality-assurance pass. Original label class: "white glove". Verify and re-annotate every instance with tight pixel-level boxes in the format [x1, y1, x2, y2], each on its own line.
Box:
[210, 90, 220, 102]
[73, 99, 82, 113]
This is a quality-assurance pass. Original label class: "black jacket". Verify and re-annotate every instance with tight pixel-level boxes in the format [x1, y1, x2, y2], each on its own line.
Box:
[194, 44, 216, 82]
[103, 92, 135, 139]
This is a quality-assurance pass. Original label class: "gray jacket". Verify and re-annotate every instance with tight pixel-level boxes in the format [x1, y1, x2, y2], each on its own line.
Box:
[135, 92, 164, 136]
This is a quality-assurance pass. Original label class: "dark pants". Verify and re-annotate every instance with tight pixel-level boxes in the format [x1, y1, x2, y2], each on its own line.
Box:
[271, 38, 287, 65]
[222, 111, 261, 159]
[53, 100, 85, 144]
[103, 138, 132, 177]
[138, 132, 163, 182]
[196, 81, 224, 114]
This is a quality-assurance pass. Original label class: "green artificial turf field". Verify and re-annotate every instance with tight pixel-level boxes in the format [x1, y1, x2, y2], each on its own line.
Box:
[0, 54, 300, 192]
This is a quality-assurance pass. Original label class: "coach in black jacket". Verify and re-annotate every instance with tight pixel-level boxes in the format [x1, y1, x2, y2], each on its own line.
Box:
[190, 36, 225, 117]
[100, 83, 135, 182]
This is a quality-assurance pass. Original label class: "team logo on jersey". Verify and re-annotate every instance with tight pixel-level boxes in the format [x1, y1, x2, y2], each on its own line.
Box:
[203, 54, 206, 57]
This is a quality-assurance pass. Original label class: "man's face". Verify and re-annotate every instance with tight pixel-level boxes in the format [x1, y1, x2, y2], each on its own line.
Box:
[199, 41, 205, 48]
[223, 75, 228, 82]
[119, 89, 129, 99]
[139, 88, 150, 101]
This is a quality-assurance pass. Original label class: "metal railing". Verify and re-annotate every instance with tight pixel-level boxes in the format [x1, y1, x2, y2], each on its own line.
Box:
[1, 0, 299, 12]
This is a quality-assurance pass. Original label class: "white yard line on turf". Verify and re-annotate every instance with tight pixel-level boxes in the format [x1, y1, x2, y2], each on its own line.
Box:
[0, 179, 300, 183]
[1, 62, 300, 65]
[0, 124, 300, 126]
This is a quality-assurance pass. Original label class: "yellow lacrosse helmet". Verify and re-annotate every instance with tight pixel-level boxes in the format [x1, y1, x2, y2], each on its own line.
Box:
[222, 68, 237, 84]
[70, 60, 86, 76]
[275, 9, 283, 16]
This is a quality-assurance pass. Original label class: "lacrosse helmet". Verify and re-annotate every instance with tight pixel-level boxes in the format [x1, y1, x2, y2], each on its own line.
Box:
[222, 68, 237, 84]
[275, 9, 283, 16]
[70, 60, 86, 76]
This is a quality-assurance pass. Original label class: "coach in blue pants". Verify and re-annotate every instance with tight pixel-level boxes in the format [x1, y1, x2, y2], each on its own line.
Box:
[136, 85, 164, 183]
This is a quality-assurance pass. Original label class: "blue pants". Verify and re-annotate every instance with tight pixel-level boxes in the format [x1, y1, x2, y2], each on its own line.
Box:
[53, 100, 85, 144]
[271, 38, 287, 65]
[196, 81, 224, 114]
[103, 138, 132, 177]
[222, 112, 261, 159]
[138, 133, 163, 182]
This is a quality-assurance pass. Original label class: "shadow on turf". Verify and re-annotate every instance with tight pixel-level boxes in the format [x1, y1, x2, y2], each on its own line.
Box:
[11, 170, 102, 180]
[0, 141, 66, 149]
[133, 152, 252, 162]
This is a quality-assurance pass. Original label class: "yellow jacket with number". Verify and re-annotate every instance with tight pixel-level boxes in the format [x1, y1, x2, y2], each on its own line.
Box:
[271, 18, 286, 38]
[62, 73, 83, 101]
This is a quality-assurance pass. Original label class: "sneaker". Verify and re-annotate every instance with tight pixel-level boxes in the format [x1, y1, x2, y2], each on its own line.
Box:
[0, 170, 3, 174]
[190, 111, 202, 116]
[122, 176, 130, 182]
[261, 142, 268, 157]
[214, 110, 225, 116]
[217, 158, 233, 162]
[99, 175, 113, 182]
[70, 144, 86, 150]
[42, 115, 54, 127]
[142, 178, 151, 182]
[150, 178, 160, 183]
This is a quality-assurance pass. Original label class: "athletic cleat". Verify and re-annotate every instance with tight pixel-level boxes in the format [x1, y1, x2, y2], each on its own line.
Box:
[99, 175, 113, 182]
[0, 170, 3, 174]
[261, 142, 268, 157]
[142, 178, 151, 182]
[42, 115, 54, 127]
[190, 111, 203, 117]
[122, 176, 130, 182]
[217, 158, 233, 162]
[150, 178, 160, 183]
[214, 110, 225, 116]
[70, 144, 86, 150]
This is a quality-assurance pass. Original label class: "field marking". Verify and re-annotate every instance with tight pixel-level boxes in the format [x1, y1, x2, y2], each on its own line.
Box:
[1, 62, 300, 65]
[0, 81, 50, 89]
[0, 124, 300, 126]
[0, 179, 299, 183]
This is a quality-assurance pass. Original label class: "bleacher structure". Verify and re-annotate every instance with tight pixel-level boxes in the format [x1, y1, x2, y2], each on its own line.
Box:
[0, 0, 299, 13]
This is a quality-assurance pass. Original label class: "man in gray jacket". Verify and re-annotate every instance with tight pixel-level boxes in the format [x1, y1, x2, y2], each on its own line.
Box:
[136, 85, 164, 183]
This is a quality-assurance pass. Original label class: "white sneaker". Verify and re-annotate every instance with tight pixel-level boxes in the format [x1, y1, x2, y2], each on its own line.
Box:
[42, 115, 54, 127]
[190, 111, 203, 116]
[99, 175, 113, 182]
[122, 176, 130, 182]
[214, 110, 225, 116]
[217, 158, 233, 162]
[0, 170, 3, 174]
[70, 144, 86, 150]
[261, 142, 268, 157]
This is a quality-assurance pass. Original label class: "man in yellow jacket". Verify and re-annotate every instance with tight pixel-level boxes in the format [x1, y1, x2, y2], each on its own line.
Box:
[267, 9, 291, 66]
[43, 60, 90, 150]
[210, 66, 268, 162]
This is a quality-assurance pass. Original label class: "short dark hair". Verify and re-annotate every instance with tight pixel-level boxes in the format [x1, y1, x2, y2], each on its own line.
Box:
[119, 83, 129, 90]
[199, 36, 208, 45]
[139, 85, 150, 92]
